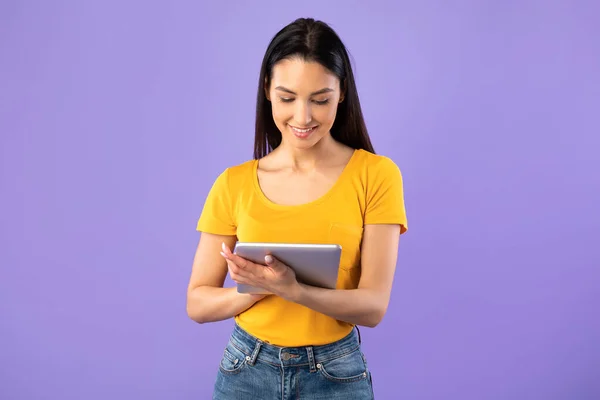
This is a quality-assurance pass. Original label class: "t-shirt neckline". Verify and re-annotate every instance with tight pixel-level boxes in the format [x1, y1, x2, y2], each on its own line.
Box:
[252, 149, 360, 210]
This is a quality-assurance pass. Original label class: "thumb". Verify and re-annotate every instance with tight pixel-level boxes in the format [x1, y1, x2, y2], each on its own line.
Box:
[264, 254, 281, 268]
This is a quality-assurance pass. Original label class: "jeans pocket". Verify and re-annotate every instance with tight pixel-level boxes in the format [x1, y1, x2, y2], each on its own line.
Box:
[317, 348, 369, 384]
[218, 342, 248, 375]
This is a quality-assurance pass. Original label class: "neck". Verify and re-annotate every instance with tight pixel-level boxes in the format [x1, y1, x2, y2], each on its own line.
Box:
[277, 134, 337, 170]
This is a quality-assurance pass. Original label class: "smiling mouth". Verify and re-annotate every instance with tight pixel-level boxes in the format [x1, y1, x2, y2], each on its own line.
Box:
[289, 124, 318, 139]
[290, 125, 317, 135]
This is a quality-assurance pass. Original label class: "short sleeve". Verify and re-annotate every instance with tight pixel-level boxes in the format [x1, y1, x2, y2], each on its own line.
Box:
[196, 168, 237, 235]
[364, 157, 408, 234]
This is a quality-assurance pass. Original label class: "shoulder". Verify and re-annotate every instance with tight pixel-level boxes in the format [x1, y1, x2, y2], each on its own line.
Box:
[354, 149, 402, 178]
[212, 159, 256, 192]
[224, 159, 255, 178]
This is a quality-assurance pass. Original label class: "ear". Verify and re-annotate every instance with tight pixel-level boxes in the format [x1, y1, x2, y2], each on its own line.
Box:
[264, 77, 271, 101]
[339, 79, 347, 103]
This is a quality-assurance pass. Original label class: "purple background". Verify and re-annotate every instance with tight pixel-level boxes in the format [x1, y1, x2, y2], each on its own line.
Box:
[1, 1, 599, 399]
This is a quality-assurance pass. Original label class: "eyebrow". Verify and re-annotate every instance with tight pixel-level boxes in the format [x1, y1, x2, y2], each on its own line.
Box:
[274, 86, 334, 96]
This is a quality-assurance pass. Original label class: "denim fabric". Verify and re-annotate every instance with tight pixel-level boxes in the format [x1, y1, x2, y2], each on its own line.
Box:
[213, 324, 375, 399]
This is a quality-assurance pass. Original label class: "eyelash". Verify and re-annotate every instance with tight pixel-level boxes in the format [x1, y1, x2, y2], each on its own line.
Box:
[279, 98, 330, 105]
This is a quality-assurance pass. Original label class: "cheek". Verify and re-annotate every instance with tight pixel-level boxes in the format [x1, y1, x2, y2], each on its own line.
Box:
[312, 104, 338, 127]
[271, 105, 290, 122]
[322, 104, 338, 122]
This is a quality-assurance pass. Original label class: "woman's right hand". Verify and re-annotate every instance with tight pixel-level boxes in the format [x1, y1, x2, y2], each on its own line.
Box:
[187, 233, 272, 324]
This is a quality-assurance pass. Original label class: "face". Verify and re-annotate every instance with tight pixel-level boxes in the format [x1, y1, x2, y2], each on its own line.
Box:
[266, 58, 343, 149]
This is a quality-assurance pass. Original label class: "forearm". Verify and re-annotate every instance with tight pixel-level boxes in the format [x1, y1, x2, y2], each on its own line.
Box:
[186, 286, 260, 324]
[287, 284, 387, 328]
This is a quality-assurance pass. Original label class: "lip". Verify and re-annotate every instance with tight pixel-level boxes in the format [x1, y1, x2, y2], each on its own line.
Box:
[289, 125, 318, 130]
[289, 124, 318, 139]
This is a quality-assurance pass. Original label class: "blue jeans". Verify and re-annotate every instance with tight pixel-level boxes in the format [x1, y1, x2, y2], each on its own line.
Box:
[213, 323, 375, 399]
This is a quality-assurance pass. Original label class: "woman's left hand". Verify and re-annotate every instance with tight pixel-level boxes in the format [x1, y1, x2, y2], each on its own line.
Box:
[220, 242, 299, 299]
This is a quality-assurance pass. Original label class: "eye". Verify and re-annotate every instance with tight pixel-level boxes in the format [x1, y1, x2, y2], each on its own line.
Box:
[313, 99, 330, 105]
[279, 97, 294, 103]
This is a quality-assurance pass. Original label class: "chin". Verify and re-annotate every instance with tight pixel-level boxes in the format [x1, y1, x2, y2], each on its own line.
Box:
[285, 134, 326, 150]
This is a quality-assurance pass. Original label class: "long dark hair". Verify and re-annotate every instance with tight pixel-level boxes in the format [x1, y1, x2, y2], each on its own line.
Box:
[254, 18, 375, 159]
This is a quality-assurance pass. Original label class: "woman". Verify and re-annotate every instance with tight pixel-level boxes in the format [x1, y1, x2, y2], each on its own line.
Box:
[187, 17, 408, 399]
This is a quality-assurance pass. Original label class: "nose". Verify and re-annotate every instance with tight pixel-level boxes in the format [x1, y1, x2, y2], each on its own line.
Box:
[293, 101, 312, 126]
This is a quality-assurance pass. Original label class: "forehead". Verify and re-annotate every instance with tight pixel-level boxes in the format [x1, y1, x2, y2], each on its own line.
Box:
[270, 58, 340, 92]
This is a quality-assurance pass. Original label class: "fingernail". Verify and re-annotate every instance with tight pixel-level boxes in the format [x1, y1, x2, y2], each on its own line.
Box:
[220, 251, 227, 258]
[265, 255, 273, 264]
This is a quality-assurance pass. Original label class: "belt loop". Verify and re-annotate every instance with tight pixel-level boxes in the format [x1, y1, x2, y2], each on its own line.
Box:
[356, 325, 362, 344]
[306, 346, 316, 373]
[248, 339, 262, 366]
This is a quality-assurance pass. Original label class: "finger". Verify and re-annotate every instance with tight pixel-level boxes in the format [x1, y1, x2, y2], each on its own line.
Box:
[231, 253, 253, 271]
[225, 258, 256, 285]
[222, 256, 248, 278]
[227, 264, 247, 284]
[221, 242, 237, 258]
[264, 254, 284, 271]
[224, 257, 241, 276]
[222, 242, 255, 271]
[225, 258, 246, 278]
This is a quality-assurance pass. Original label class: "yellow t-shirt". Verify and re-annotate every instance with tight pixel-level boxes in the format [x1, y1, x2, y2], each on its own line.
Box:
[196, 149, 408, 346]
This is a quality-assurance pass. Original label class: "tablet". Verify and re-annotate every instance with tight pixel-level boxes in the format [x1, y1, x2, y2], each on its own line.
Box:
[232, 242, 342, 294]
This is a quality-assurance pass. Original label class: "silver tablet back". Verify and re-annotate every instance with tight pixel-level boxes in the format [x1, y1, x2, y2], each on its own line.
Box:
[233, 242, 342, 294]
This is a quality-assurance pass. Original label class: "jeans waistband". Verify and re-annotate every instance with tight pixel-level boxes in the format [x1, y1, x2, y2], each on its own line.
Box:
[227, 324, 362, 371]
